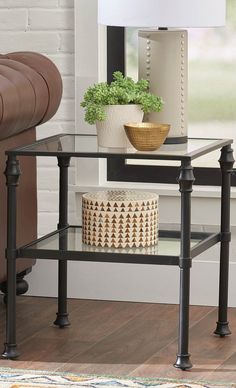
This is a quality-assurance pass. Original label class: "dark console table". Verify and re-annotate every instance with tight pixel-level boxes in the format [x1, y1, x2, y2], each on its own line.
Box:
[2, 134, 234, 370]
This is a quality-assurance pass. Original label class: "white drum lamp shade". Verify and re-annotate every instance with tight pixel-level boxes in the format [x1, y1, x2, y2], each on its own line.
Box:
[98, 0, 226, 143]
[98, 0, 225, 28]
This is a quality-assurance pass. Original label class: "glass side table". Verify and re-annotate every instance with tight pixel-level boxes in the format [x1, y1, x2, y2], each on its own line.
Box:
[2, 134, 235, 370]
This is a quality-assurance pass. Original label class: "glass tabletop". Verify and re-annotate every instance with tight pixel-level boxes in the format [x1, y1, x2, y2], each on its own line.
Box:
[19, 226, 204, 258]
[7, 134, 232, 161]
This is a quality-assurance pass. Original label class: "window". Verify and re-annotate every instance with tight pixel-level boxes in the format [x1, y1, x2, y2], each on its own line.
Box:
[107, 0, 236, 186]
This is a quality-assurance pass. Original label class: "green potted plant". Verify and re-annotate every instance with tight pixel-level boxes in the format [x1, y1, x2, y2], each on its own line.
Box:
[81, 71, 163, 148]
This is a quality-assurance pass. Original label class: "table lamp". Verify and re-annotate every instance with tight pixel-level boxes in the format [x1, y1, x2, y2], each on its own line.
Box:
[98, 0, 226, 144]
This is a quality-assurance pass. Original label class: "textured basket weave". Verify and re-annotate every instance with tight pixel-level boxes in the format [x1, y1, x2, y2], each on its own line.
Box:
[124, 122, 170, 151]
[82, 190, 158, 248]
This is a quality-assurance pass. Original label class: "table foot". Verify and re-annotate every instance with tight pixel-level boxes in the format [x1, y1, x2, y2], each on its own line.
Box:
[214, 321, 231, 337]
[174, 354, 192, 370]
[2, 343, 19, 359]
[54, 312, 70, 328]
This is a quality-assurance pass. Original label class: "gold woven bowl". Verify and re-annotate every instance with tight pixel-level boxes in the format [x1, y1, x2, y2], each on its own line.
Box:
[124, 122, 170, 151]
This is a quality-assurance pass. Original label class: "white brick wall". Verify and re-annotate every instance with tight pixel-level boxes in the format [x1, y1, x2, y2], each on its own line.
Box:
[0, 0, 75, 236]
[0, 9, 28, 30]
[29, 9, 74, 30]
[0, 1, 59, 7]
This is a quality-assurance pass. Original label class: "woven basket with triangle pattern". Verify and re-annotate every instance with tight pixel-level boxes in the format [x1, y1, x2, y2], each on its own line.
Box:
[82, 190, 159, 248]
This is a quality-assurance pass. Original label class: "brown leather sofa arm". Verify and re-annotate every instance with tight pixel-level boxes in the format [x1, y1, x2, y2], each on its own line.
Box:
[0, 52, 63, 293]
[0, 51, 62, 140]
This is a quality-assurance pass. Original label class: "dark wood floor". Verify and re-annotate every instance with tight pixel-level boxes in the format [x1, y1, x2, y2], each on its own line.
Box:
[0, 296, 236, 384]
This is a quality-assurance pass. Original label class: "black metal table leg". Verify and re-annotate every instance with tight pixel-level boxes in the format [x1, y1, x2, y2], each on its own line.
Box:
[174, 160, 195, 370]
[54, 156, 71, 328]
[2, 156, 21, 359]
[214, 145, 234, 337]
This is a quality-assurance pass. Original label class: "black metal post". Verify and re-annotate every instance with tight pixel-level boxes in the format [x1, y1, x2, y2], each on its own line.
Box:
[54, 156, 71, 328]
[2, 156, 21, 359]
[107, 26, 125, 83]
[174, 160, 195, 370]
[214, 145, 234, 337]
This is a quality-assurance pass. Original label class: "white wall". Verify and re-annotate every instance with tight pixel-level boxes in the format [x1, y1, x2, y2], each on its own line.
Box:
[72, 1, 236, 308]
[0, 0, 75, 293]
[0, 0, 75, 235]
[1, 1, 236, 308]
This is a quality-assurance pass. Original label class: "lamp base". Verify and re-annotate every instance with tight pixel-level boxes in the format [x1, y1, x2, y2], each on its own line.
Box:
[164, 136, 188, 144]
[139, 29, 188, 144]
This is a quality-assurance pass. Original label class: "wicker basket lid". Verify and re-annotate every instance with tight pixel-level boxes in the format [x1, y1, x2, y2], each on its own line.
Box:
[82, 190, 158, 212]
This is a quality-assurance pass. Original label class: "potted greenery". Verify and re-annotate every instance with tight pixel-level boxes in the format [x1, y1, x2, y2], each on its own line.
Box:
[81, 71, 163, 148]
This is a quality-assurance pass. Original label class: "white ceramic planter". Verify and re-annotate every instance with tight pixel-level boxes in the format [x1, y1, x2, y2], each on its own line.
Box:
[96, 104, 144, 148]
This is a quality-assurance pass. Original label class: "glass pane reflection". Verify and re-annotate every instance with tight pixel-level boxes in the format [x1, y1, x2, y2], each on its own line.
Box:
[25, 227, 200, 257]
[11, 134, 230, 161]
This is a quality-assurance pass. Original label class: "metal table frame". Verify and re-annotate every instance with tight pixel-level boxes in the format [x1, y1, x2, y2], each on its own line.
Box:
[1, 134, 235, 370]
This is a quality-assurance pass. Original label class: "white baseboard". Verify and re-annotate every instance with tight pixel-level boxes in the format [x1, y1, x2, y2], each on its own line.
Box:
[27, 190, 236, 306]
[27, 259, 236, 307]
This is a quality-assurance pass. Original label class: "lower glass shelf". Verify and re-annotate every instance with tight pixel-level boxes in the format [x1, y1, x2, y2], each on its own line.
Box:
[17, 226, 220, 266]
